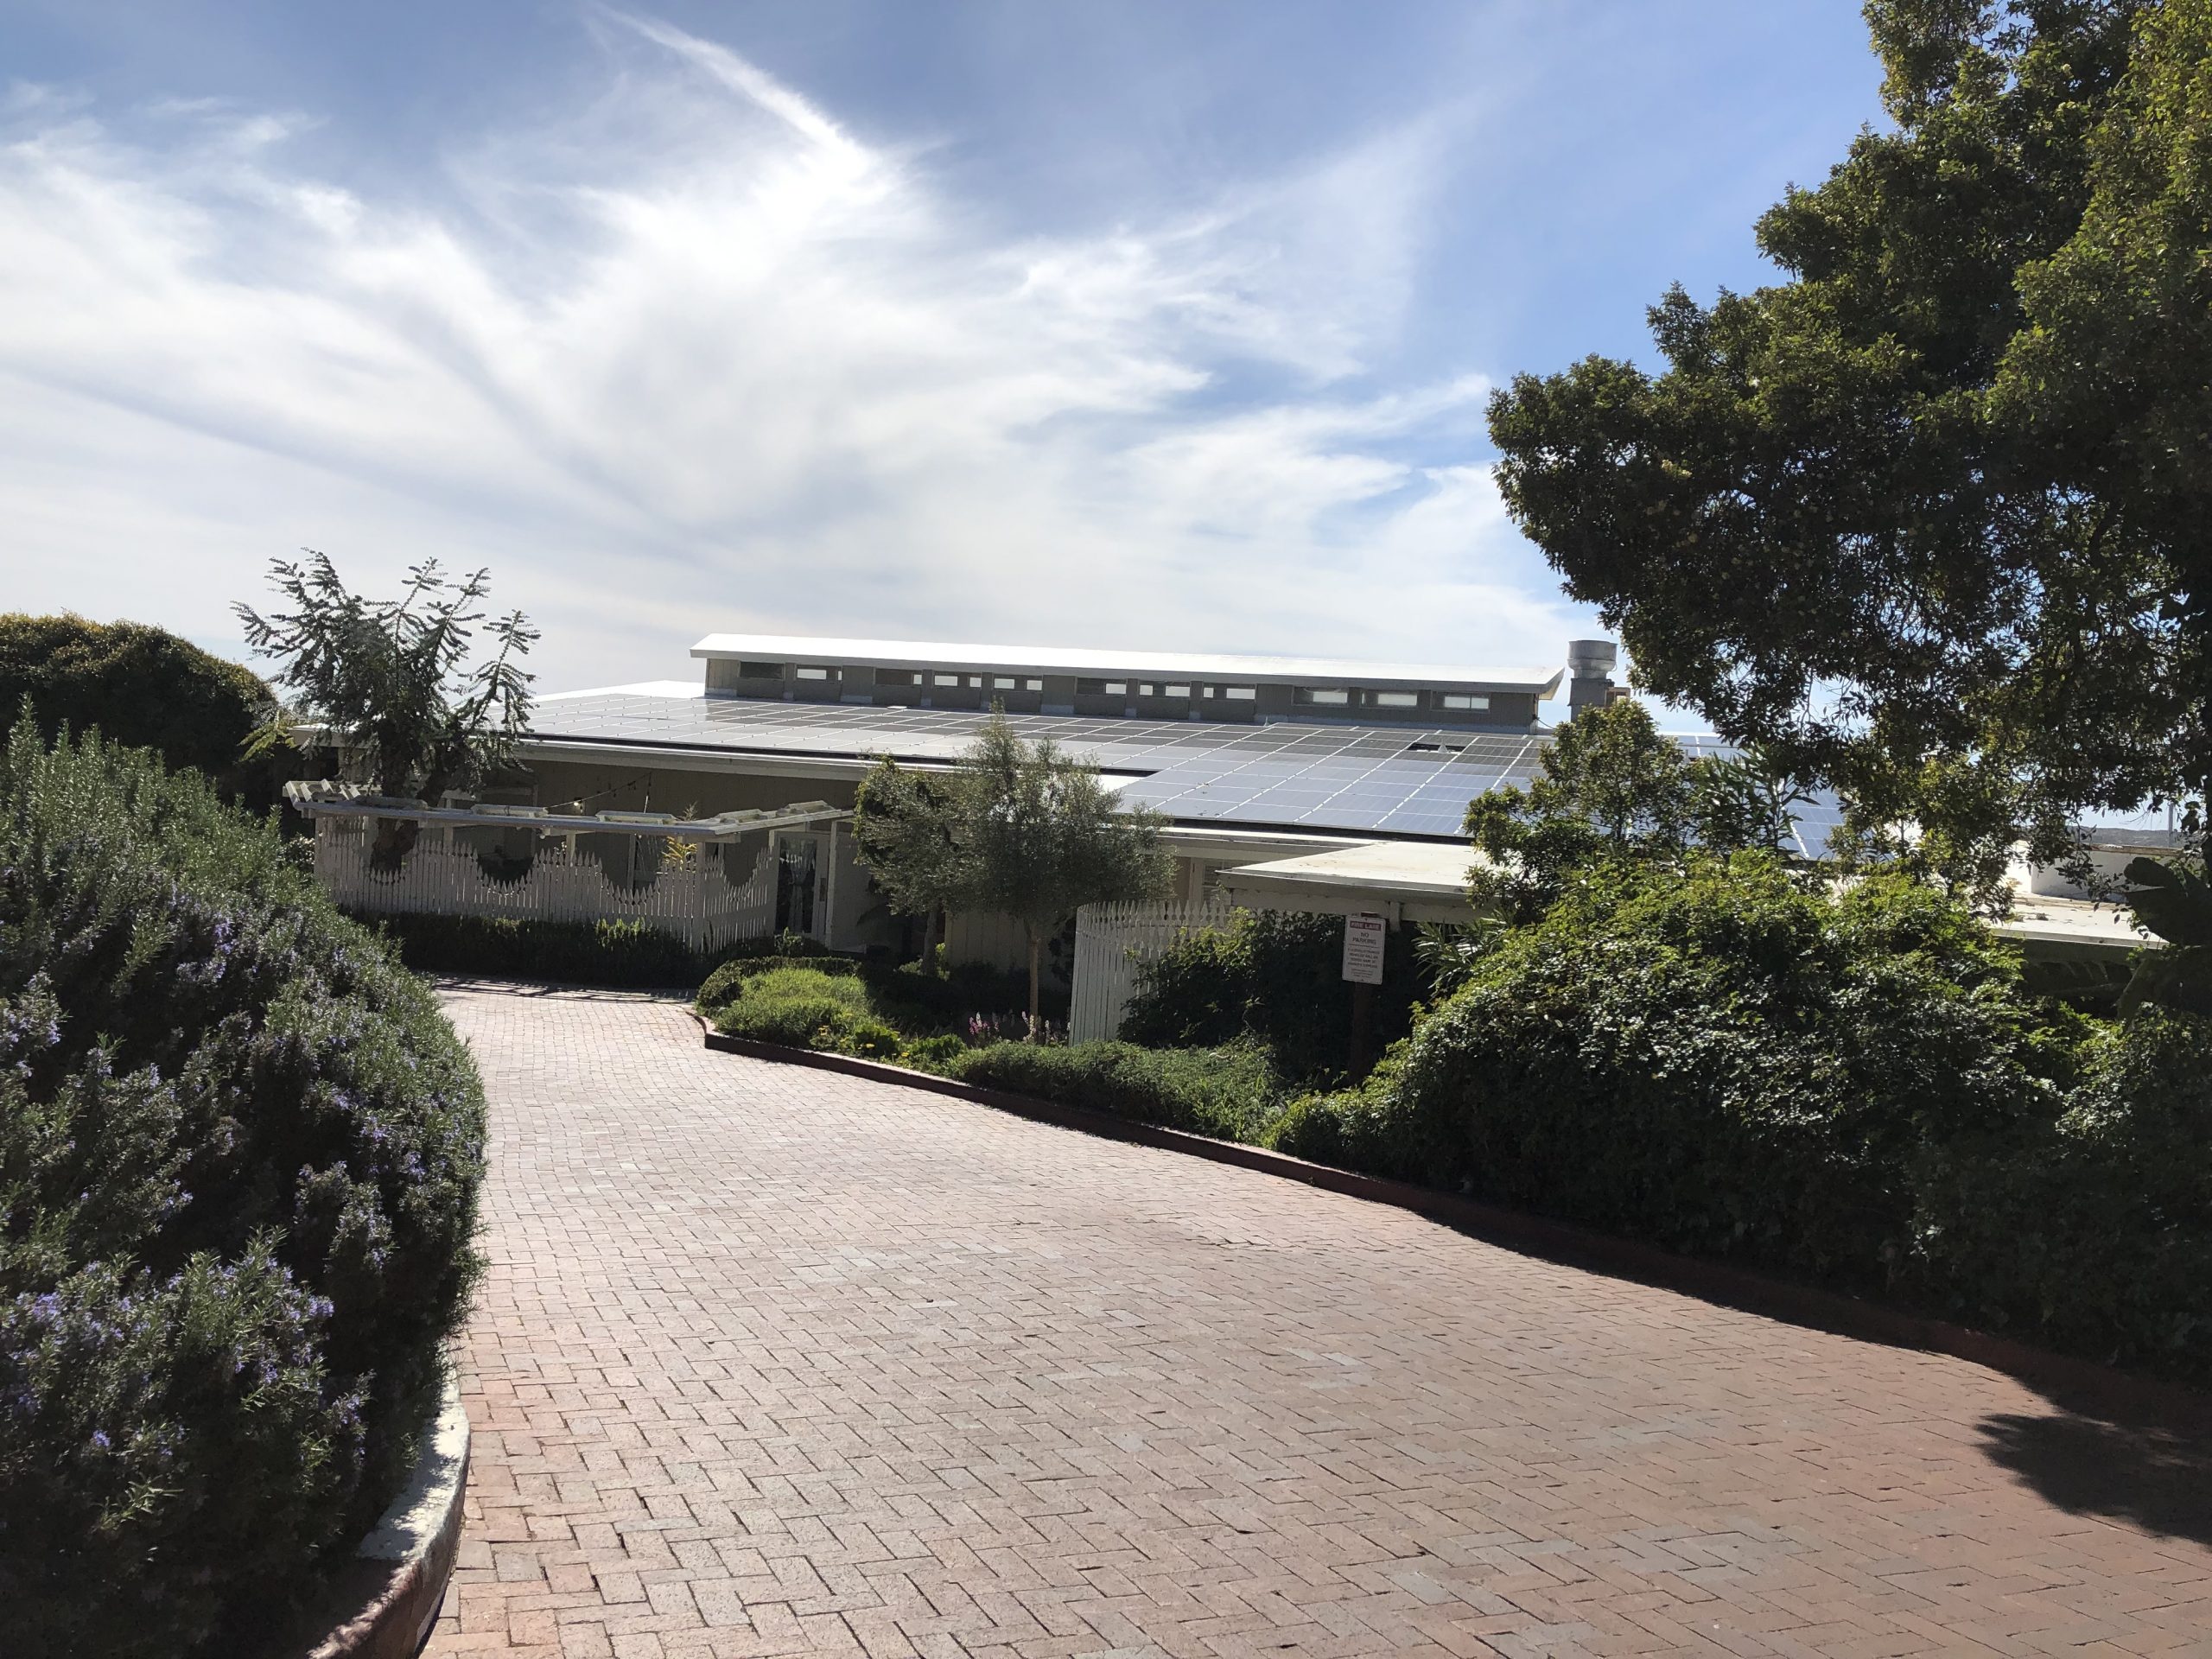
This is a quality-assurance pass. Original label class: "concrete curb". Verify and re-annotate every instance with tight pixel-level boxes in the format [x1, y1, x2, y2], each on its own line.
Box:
[289, 1372, 471, 1659]
[698, 1018, 2212, 1428]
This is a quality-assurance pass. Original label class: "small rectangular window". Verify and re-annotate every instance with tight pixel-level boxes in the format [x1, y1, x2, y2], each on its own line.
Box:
[931, 671, 963, 686]
[1296, 687, 1350, 706]
[991, 676, 1020, 690]
[738, 661, 781, 679]
[1163, 683, 1191, 698]
[1137, 682, 1158, 696]
[1440, 693, 1491, 710]
[1222, 685, 1256, 701]
[1023, 678, 1043, 691]
[796, 665, 836, 681]
[1372, 690, 1420, 709]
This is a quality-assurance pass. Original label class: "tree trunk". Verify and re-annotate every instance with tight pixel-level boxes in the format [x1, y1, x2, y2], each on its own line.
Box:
[368, 816, 421, 873]
[921, 904, 943, 972]
[1027, 931, 1044, 1042]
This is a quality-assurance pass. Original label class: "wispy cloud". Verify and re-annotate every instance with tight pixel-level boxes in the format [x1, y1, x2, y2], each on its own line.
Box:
[0, 14, 1584, 690]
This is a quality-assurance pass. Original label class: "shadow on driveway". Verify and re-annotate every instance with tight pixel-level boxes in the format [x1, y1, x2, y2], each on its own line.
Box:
[1977, 1406, 2212, 1544]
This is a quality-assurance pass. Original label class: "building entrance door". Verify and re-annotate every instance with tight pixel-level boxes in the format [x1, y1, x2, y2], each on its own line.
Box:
[775, 836, 818, 936]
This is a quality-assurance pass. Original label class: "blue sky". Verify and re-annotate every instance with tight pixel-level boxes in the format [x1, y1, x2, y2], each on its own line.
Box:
[0, 2, 1885, 694]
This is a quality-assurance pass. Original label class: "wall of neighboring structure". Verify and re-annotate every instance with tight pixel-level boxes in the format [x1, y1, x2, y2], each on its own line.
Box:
[700, 653, 1539, 730]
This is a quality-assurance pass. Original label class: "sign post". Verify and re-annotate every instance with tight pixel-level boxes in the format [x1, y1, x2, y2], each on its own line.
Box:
[1342, 912, 1386, 1075]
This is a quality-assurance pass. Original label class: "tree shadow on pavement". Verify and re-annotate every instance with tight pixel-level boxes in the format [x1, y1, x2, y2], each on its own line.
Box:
[1976, 1407, 2212, 1544]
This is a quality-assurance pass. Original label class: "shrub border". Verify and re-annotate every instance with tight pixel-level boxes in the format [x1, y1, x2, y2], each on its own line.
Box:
[699, 1023, 2212, 1428]
[281, 1372, 471, 1659]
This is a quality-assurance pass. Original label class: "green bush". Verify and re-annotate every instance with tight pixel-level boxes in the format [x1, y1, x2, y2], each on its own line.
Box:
[365, 911, 726, 987]
[1263, 1049, 1450, 1182]
[1121, 908, 1425, 1080]
[1, 614, 287, 809]
[1389, 855, 2058, 1284]
[861, 959, 1058, 1027]
[899, 1033, 969, 1071]
[0, 718, 486, 1657]
[1910, 1008, 2212, 1376]
[838, 1019, 906, 1060]
[950, 1040, 1283, 1141]
[715, 994, 857, 1047]
[709, 966, 876, 1050]
[696, 944, 858, 1015]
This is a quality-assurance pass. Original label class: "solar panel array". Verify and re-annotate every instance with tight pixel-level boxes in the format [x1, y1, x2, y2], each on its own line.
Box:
[531, 692, 1840, 851]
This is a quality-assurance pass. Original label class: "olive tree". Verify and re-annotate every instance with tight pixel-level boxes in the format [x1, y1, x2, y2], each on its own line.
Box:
[853, 715, 1173, 1035]
[851, 759, 967, 967]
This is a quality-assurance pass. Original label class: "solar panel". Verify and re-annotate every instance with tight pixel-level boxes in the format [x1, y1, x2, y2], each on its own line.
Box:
[528, 692, 1833, 847]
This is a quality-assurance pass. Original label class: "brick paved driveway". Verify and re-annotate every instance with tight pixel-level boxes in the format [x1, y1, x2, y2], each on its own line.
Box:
[423, 984, 2212, 1658]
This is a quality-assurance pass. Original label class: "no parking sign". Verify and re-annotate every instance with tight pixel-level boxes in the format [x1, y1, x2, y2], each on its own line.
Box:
[1340, 912, 1387, 984]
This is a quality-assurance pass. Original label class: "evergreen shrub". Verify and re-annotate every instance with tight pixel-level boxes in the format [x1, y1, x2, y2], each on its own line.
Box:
[365, 911, 721, 987]
[0, 719, 486, 1657]
[949, 1040, 1282, 1141]
[1390, 854, 2058, 1283]
[0, 615, 284, 808]
[1120, 908, 1423, 1080]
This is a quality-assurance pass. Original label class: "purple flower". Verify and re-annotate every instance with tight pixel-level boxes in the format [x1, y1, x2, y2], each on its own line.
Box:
[90, 1430, 110, 1451]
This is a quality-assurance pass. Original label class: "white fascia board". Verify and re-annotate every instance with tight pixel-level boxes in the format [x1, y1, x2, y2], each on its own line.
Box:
[513, 737, 898, 782]
[532, 681, 704, 703]
[690, 632, 1563, 696]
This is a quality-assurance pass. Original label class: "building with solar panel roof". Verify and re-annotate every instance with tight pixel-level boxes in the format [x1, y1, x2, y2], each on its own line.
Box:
[304, 630, 2115, 996]
[480, 631, 1745, 960]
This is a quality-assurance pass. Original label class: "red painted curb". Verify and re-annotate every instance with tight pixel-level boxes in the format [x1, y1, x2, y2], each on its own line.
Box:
[696, 1016, 2212, 1428]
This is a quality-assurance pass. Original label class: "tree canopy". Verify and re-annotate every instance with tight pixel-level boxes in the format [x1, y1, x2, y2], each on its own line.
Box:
[850, 760, 967, 964]
[852, 715, 1172, 1033]
[236, 553, 537, 819]
[1487, 0, 2211, 886]
[1464, 700, 1808, 922]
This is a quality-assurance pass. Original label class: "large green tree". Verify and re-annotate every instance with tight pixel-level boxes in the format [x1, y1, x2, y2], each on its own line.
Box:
[1488, 0, 2210, 892]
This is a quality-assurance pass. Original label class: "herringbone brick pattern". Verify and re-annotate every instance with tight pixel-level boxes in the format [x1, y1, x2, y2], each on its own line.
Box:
[423, 983, 2212, 1658]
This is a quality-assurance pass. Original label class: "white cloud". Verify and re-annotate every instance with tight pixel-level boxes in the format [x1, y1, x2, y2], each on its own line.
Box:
[0, 15, 1588, 691]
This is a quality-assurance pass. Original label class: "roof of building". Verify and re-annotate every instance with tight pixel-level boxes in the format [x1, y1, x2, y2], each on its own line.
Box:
[519, 686, 1810, 846]
[1216, 842, 2152, 957]
[1217, 841, 1485, 925]
[689, 633, 1565, 696]
[284, 779, 847, 841]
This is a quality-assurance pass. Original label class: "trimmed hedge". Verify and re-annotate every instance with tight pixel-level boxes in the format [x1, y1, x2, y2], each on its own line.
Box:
[368, 916, 856, 990]
[1389, 855, 2063, 1285]
[0, 719, 486, 1657]
[948, 1040, 1283, 1142]
[362, 912, 728, 987]
[1, 613, 286, 809]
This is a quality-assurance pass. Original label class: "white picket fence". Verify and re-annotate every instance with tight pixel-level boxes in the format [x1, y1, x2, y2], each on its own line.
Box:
[1070, 898, 1234, 1044]
[313, 818, 779, 950]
